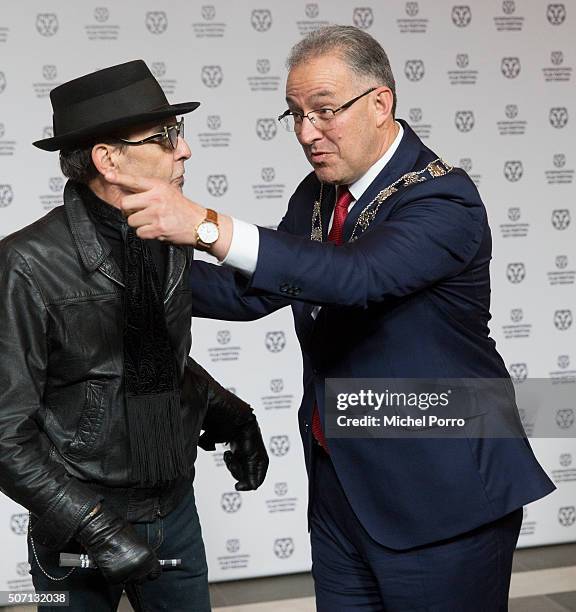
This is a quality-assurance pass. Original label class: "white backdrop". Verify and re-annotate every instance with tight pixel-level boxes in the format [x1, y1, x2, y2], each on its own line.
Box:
[0, 0, 575, 593]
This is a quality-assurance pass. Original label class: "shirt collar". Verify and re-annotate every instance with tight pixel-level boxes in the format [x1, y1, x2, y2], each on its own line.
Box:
[348, 121, 404, 203]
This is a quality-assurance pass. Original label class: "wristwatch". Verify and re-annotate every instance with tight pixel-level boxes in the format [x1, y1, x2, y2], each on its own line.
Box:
[195, 208, 220, 250]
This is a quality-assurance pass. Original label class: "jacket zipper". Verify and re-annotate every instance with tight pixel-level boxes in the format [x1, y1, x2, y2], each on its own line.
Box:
[98, 268, 124, 288]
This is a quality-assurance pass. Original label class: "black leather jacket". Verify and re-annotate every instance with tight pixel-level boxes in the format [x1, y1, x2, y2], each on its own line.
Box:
[0, 181, 249, 550]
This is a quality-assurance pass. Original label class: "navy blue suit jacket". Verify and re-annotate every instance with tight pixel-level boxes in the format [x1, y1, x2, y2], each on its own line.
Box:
[189, 121, 554, 549]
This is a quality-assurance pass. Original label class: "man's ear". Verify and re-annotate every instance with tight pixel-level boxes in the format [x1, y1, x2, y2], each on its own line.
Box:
[91, 143, 120, 176]
[373, 87, 394, 127]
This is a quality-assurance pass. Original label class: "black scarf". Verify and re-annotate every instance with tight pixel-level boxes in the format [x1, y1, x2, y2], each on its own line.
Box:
[83, 186, 189, 485]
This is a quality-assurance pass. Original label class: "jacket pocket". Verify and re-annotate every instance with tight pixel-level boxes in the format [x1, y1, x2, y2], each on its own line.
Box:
[66, 381, 106, 457]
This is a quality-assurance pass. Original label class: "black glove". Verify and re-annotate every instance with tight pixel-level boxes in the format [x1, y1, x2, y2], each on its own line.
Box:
[187, 356, 269, 490]
[223, 418, 269, 491]
[75, 503, 161, 584]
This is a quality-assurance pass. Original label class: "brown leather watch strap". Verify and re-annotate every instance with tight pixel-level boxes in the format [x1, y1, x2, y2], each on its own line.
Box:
[205, 208, 218, 224]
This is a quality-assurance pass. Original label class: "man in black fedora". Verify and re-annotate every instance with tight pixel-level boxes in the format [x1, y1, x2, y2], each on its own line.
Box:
[0, 60, 269, 611]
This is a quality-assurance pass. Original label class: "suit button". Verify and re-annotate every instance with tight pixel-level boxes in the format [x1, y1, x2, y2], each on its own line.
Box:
[279, 282, 288, 293]
[293, 287, 301, 296]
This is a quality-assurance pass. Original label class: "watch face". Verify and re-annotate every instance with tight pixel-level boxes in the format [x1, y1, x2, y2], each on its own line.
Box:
[198, 221, 219, 244]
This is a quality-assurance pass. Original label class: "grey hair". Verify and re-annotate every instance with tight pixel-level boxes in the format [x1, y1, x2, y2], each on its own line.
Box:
[59, 140, 126, 184]
[287, 25, 397, 116]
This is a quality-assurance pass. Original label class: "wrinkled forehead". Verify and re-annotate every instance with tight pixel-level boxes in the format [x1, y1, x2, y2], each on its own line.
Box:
[286, 53, 358, 102]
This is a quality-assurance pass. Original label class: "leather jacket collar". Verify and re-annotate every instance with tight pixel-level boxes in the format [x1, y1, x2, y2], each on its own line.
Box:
[63, 180, 186, 298]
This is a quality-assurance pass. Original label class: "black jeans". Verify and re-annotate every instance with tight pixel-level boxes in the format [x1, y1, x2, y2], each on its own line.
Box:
[28, 484, 211, 612]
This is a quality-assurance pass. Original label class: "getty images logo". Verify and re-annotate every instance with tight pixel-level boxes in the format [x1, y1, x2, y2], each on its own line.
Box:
[451, 5, 472, 27]
[549, 107, 569, 129]
[0, 72, 6, 95]
[454, 110, 475, 132]
[36, 13, 59, 36]
[353, 7, 374, 29]
[404, 60, 425, 82]
[145, 11, 168, 34]
[251, 9, 272, 32]
[201, 65, 223, 88]
[206, 175, 228, 197]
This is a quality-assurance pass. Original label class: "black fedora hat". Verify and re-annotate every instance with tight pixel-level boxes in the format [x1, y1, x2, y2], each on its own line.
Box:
[33, 60, 200, 151]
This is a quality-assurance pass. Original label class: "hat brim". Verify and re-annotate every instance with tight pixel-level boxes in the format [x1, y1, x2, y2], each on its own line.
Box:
[33, 101, 201, 151]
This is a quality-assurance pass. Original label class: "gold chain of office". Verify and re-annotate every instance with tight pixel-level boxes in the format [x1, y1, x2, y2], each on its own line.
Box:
[310, 158, 453, 243]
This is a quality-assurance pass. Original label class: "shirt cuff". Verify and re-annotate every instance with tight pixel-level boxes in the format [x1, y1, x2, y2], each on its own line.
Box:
[220, 217, 259, 276]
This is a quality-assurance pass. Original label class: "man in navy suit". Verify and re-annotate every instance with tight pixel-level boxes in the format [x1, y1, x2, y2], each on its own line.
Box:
[109, 25, 555, 611]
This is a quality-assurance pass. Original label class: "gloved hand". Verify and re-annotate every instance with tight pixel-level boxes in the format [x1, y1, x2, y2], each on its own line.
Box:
[75, 502, 161, 584]
[223, 418, 269, 491]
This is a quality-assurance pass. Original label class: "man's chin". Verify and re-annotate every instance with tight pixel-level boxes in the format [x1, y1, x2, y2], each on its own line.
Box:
[313, 166, 340, 185]
[171, 178, 185, 191]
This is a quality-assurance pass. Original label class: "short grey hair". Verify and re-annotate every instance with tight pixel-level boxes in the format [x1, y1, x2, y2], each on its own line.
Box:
[287, 25, 397, 116]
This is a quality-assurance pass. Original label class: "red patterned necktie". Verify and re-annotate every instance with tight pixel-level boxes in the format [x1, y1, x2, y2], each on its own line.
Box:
[311, 185, 354, 452]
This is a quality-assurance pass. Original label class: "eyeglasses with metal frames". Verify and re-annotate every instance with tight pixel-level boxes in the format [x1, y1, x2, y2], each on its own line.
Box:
[278, 88, 377, 132]
[115, 118, 184, 150]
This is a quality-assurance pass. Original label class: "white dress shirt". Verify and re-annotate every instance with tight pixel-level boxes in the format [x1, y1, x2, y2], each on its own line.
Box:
[222, 122, 404, 276]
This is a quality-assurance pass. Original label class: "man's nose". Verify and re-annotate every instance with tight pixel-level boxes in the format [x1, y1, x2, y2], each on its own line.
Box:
[297, 117, 323, 146]
[175, 136, 191, 161]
